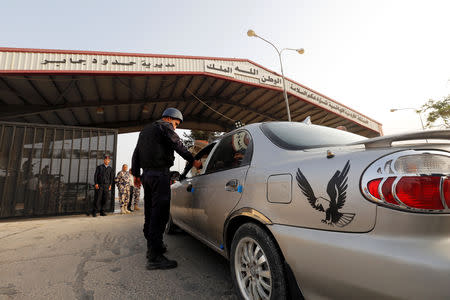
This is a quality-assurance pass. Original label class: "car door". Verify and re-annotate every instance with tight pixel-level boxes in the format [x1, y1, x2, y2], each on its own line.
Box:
[191, 130, 253, 248]
[171, 143, 217, 230]
[170, 176, 195, 229]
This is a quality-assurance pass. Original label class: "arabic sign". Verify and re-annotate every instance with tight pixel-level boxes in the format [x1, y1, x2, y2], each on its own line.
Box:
[40, 57, 176, 69]
[288, 84, 371, 125]
[0, 50, 381, 132]
[0, 51, 182, 72]
[204, 60, 282, 87]
[203, 60, 375, 129]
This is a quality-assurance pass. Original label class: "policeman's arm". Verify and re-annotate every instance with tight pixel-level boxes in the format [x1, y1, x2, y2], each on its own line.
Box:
[109, 170, 114, 190]
[131, 140, 141, 178]
[165, 128, 195, 163]
[94, 166, 99, 184]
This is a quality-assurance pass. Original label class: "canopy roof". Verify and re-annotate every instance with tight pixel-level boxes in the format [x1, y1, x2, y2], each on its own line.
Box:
[0, 48, 382, 136]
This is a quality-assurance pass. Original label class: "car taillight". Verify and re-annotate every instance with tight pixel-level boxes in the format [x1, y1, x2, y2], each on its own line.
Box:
[361, 150, 450, 213]
[367, 179, 382, 200]
[382, 177, 399, 205]
[395, 176, 442, 209]
[444, 178, 450, 207]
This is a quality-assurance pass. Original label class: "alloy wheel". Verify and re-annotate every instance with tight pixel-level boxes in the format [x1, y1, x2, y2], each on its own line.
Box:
[234, 237, 272, 300]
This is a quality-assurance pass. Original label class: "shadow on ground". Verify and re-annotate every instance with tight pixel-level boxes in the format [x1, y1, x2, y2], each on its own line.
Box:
[0, 211, 237, 300]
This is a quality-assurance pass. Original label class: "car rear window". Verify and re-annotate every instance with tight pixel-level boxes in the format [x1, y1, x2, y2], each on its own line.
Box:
[260, 122, 366, 150]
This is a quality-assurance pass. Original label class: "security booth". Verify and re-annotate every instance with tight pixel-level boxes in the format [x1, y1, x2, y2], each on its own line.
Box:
[0, 121, 117, 218]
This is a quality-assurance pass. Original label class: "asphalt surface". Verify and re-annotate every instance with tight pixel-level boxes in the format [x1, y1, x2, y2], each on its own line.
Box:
[0, 210, 238, 300]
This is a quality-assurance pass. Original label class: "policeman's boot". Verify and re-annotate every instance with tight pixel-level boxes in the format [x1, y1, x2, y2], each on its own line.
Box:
[146, 249, 177, 270]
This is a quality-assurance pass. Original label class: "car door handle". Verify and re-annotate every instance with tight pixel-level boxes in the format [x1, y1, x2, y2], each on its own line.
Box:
[225, 179, 239, 192]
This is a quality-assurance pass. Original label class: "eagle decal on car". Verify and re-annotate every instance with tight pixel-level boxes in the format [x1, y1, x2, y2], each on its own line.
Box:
[296, 160, 355, 227]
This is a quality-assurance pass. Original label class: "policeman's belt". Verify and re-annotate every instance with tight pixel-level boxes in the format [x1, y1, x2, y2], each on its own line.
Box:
[143, 167, 170, 173]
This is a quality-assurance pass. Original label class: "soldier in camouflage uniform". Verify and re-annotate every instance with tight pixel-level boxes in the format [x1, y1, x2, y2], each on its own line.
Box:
[132, 182, 141, 210]
[129, 169, 141, 211]
[115, 164, 131, 214]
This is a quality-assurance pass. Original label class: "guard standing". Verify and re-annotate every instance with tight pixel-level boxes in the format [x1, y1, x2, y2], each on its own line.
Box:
[115, 164, 131, 214]
[129, 169, 141, 211]
[131, 108, 202, 270]
[93, 155, 114, 217]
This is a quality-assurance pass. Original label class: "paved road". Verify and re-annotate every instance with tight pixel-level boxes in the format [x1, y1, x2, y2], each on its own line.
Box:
[0, 211, 237, 300]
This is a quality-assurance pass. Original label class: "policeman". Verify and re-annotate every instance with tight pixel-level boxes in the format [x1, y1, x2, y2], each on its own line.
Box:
[115, 164, 131, 214]
[93, 155, 114, 217]
[131, 108, 202, 270]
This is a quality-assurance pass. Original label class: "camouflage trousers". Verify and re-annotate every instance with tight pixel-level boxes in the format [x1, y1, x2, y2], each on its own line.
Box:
[132, 187, 140, 205]
[118, 185, 130, 208]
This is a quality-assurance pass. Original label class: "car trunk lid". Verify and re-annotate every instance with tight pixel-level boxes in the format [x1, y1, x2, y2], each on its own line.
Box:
[350, 129, 450, 149]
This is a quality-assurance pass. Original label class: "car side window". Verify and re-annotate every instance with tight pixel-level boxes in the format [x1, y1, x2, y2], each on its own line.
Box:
[205, 131, 253, 174]
[186, 152, 210, 178]
[184, 143, 216, 179]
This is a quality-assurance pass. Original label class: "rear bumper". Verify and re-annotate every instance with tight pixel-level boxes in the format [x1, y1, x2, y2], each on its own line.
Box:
[269, 224, 450, 300]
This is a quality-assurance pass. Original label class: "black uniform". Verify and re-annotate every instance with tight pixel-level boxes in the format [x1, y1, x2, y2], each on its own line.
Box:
[131, 120, 194, 257]
[93, 164, 114, 215]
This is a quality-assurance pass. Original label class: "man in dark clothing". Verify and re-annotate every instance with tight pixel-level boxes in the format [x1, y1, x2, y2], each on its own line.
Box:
[131, 108, 202, 270]
[93, 155, 114, 217]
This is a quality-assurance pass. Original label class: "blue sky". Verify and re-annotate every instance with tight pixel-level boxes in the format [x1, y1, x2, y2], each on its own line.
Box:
[2, 0, 449, 172]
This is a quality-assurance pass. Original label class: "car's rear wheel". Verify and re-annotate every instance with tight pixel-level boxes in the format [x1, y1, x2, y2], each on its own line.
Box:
[230, 223, 287, 300]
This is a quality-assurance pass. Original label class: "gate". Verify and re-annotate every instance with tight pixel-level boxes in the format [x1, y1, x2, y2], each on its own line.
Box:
[0, 122, 117, 218]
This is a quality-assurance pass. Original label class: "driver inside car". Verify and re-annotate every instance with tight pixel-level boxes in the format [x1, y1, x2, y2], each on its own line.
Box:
[231, 132, 249, 167]
[190, 153, 208, 176]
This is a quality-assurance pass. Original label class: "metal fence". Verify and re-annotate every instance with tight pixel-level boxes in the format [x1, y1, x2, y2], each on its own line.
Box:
[0, 122, 117, 218]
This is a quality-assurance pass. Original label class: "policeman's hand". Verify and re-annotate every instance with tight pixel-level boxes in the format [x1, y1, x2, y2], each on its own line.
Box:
[134, 177, 141, 188]
[95, 184, 99, 190]
[193, 160, 202, 169]
[109, 185, 111, 191]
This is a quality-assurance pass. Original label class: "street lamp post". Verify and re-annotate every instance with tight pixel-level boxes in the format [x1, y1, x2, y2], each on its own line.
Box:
[390, 107, 425, 130]
[247, 29, 304, 122]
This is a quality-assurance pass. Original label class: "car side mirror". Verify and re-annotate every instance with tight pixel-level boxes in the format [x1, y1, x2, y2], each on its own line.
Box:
[170, 171, 180, 182]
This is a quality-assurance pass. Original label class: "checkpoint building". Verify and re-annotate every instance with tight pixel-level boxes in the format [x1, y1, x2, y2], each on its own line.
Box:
[0, 48, 382, 218]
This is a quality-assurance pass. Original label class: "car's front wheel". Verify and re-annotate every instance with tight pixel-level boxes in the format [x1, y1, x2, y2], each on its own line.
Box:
[230, 223, 287, 300]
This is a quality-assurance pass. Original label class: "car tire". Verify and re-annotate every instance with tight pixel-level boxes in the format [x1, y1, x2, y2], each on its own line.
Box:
[230, 223, 287, 300]
[165, 213, 177, 235]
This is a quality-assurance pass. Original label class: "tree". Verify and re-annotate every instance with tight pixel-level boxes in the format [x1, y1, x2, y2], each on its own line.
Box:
[420, 95, 450, 128]
[182, 130, 223, 149]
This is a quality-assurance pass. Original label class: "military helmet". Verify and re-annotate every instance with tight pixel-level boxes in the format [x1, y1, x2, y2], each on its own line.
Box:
[162, 107, 183, 122]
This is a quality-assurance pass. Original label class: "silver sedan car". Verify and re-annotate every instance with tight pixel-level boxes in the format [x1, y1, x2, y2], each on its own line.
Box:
[167, 122, 450, 300]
